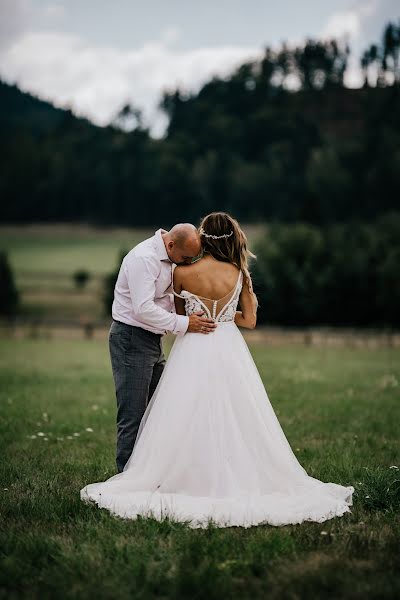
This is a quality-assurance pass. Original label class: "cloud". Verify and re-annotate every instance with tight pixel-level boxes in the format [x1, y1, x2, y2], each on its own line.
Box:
[0, 0, 34, 50]
[321, 9, 364, 87]
[321, 10, 362, 40]
[161, 26, 181, 47]
[320, 1, 391, 87]
[0, 29, 260, 136]
[1, 1, 397, 134]
[0, 0, 66, 50]
[42, 1, 66, 23]
[321, 0, 381, 41]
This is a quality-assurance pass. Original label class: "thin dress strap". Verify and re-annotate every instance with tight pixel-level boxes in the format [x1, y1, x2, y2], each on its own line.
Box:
[172, 269, 241, 300]
[195, 270, 242, 303]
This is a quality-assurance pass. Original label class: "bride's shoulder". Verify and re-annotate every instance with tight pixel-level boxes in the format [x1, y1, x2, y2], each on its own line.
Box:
[173, 262, 198, 285]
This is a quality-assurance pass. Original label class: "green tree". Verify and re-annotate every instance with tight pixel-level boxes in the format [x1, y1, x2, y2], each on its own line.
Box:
[252, 224, 325, 325]
[73, 269, 91, 290]
[0, 251, 19, 317]
[382, 21, 400, 84]
[102, 249, 128, 316]
[305, 146, 353, 223]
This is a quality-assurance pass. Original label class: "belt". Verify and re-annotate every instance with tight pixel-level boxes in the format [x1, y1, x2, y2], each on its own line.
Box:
[112, 319, 163, 337]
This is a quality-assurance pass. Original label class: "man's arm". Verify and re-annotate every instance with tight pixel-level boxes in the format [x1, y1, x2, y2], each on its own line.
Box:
[127, 255, 189, 336]
[172, 264, 218, 335]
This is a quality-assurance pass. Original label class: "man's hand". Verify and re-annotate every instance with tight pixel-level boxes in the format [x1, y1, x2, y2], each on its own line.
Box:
[188, 311, 217, 334]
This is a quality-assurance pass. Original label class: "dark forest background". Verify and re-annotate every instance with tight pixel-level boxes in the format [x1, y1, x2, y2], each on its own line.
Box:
[1, 22, 399, 227]
[1, 21, 399, 327]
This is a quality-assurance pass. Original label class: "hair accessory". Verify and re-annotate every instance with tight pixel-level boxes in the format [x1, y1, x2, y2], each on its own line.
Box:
[199, 226, 234, 240]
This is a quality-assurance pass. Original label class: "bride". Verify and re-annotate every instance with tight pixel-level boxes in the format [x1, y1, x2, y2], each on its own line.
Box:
[80, 212, 354, 528]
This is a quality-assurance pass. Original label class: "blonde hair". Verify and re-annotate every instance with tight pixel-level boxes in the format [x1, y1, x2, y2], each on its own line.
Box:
[198, 212, 256, 292]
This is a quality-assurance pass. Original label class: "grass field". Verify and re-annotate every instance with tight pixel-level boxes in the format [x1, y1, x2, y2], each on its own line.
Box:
[1, 337, 399, 599]
[0, 225, 156, 274]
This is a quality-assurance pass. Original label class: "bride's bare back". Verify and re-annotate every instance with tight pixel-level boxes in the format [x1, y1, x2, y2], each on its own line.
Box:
[172, 255, 241, 321]
[174, 254, 257, 329]
[175, 255, 239, 297]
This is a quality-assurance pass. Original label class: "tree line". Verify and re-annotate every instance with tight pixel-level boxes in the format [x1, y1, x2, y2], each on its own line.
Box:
[252, 212, 400, 328]
[0, 20, 399, 228]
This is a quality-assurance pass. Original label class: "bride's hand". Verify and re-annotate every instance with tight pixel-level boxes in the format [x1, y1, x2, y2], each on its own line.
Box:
[188, 311, 217, 334]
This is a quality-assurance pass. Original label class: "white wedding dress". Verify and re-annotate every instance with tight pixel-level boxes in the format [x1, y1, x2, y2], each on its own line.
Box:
[80, 270, 354, 528]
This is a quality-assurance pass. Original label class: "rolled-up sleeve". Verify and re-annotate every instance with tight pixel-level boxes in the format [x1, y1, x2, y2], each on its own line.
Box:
[127, 255, 189, 336]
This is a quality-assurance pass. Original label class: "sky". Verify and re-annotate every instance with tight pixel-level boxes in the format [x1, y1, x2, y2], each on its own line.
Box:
[0, 0, 398, 136]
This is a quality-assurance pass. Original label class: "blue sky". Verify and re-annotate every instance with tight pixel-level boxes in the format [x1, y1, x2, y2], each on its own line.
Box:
[0, 0, 398, 135]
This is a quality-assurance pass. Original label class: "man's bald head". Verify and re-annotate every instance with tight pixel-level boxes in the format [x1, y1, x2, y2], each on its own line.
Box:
[169, 223, 199, 247]
[163, 223, 201, 265]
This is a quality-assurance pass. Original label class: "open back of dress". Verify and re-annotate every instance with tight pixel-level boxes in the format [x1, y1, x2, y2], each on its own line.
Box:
[173, 270, 243, 322]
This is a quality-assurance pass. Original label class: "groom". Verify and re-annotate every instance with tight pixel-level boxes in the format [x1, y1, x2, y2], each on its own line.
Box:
[110, 223, 217, 472]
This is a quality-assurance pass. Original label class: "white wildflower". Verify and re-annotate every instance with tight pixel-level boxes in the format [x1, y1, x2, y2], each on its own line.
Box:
[320, 531, 328, 535]
[37, 432, 45, 437]
[85, 427, 94, 433]
[378, 374, 398, 389]
[73, 432, 80, 437]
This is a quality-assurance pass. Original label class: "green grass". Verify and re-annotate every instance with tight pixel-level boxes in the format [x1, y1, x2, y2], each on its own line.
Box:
[1, 339, 399, 599]
[0, 225, 154, 275]
[0, 225, 153, 319]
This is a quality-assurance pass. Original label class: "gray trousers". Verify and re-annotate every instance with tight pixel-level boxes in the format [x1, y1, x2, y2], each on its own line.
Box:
[109, 319, 166, 473]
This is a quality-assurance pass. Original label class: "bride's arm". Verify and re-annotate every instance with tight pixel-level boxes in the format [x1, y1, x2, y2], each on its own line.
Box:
[173, 266, 187, 316]
[235, 278, 258, 329]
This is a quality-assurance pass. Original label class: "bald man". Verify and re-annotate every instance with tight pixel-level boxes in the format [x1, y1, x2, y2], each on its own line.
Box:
[110, 224, 216, 472]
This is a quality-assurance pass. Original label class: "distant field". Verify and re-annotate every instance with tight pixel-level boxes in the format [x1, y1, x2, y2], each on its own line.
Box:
[0, 224, 155, 274]
[0, 224, 265, 320]
[1, 338, 399, 599]
[0, 223, 266, 274]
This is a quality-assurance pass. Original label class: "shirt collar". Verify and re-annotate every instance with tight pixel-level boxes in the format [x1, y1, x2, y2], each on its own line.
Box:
[154, 228, 170, 262]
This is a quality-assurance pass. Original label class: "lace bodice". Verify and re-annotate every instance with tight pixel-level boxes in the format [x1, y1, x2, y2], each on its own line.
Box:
[173, 270, 243, 323]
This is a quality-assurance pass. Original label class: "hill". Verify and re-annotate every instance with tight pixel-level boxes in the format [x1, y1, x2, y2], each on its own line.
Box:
[0, 81, 96, 135]
[0, 76, 399, 226]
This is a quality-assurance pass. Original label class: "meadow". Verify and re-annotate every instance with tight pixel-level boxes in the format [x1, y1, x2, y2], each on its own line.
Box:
[1, 336, 399, 599]
[0, 225, 155, 320]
